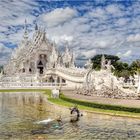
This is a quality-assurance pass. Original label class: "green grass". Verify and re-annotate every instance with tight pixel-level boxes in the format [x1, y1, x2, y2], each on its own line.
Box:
[48, 94, 140, 118]
[60, 94, 140, 113]
[0, 88, 140, 118]
[60, 94, 140, 118]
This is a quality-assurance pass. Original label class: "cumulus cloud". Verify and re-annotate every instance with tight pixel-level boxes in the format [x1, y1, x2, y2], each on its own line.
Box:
[0, 1, 140, 65]
[39, 7, 78, 27]
[0, 43, 12, 65]
[106, 4, 122, 16]
[127, 34, 140, 42]
[81, 49, 96, 59]
[37, 2, 140, 64]
[117, 50, 132, 58]
[0, 0, 36, 26]
[50, 34, 73, 44]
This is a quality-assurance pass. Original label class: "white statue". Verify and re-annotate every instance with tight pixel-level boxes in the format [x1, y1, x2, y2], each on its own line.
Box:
[85, 59, 92, 69]
[52, 89, 60, 98]
[105, 60, 115, 73]
[101, 54, 106, 70]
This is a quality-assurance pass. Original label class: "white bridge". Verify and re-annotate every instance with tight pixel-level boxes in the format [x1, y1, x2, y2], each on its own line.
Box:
[0, 67, 87, 89]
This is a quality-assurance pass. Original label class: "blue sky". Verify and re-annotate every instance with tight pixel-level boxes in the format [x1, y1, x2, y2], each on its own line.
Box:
[0, 0, 140, 65]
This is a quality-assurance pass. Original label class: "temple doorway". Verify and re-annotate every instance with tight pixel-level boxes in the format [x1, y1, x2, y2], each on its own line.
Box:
[38, 67, 44, 74]
[37, 60, 44, 74]
[37, 54, 47, 74]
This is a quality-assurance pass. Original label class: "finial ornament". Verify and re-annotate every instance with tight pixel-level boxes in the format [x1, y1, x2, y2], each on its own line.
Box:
[23, 19, 28, 40]
[35, 21, 38, 31]
[24, 19, 27, 31]
[101, 54, 106, 70]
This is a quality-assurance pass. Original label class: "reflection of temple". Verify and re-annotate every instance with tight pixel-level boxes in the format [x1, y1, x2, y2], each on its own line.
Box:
[0, 21, 86, 88]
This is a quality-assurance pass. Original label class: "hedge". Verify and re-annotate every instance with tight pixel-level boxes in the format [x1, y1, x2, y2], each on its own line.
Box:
[60, 94, 140, 113]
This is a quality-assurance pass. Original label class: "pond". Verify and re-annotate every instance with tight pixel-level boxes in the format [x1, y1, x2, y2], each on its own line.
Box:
[0, 92, 140, 140]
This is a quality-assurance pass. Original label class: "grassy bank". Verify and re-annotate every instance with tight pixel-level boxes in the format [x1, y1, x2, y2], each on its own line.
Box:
[59, 93, 140, 118]
[60, 94, 140, 113]
[0, 89, 140, 118]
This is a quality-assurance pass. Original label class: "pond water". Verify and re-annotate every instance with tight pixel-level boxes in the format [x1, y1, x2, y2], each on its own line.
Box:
[0, 92, 140, 140]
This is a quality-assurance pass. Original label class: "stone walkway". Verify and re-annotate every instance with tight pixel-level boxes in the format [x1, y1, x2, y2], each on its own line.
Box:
[62, 90, 140, 108]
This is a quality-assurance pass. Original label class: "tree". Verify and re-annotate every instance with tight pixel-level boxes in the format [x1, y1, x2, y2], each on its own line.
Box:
[113, 61, 131, 77]
[0, 66, 3, 73]
[91, 54, 137, 78]
[129, 60, 140, 93]
[130, 60, 140, 74]
[91, 54, 140, 79]
[91, 54, 120, 70]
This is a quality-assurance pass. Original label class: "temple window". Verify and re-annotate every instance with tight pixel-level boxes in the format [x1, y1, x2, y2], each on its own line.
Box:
[49, 76, 54, 83]
[29, 68, 32, 72]
[62, 79, 66, 83]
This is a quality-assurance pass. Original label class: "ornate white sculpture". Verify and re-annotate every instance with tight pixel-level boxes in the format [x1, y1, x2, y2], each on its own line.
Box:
[105, 60, 115, 73]
[101, 54, 106, 70]
[84, 59, 92, 69]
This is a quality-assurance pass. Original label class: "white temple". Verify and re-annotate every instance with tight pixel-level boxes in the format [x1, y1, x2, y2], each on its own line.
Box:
[0, 21, 140, 99]
[0, 21, 86, 88]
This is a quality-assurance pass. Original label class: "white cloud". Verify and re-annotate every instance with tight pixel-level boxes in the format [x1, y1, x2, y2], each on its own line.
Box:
[127, 34, 140, 42]
[0, 0, 36, 26]
[39, 7, 78, 27]
[124, 50, 132, 57]
[106, 4, 122, 15]
[81, 49, 96, 59]
[0, 1, 140, 65]
[116, 50, 132, 58]
[0, 43, 12, 65]
[116, 18, 129, 26]
[50, 34, 73, 44]
[0, 44, 12, 54]
[87, 7, 108, 21]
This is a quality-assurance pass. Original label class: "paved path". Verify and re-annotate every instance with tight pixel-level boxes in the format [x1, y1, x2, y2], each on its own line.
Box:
[62, 90, 140, 108]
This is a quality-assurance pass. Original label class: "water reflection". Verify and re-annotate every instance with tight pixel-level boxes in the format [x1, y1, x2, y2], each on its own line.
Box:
[0, 92, 140, 140]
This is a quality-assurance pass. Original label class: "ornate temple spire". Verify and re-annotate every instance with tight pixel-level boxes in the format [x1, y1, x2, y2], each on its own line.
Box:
[85, 59, 92, 69]
[101, 54, 106, 70]
[62, 43, 74, 68]
[41, 26, 46, 41]
[71, 51, 75, 67]
[35, 22, 38, 31]
[23, 19, 28, 40]
[65, 42, 70, 54]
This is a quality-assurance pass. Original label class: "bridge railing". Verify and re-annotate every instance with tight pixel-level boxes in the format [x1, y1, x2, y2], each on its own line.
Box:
[0, 82, 67, 88]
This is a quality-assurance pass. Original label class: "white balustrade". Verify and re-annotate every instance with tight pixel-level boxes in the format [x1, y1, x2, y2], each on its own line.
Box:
[0, 82, 66, 89]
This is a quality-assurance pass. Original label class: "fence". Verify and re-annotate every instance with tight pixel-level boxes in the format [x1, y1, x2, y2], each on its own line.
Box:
[0, 82, 67, 89]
